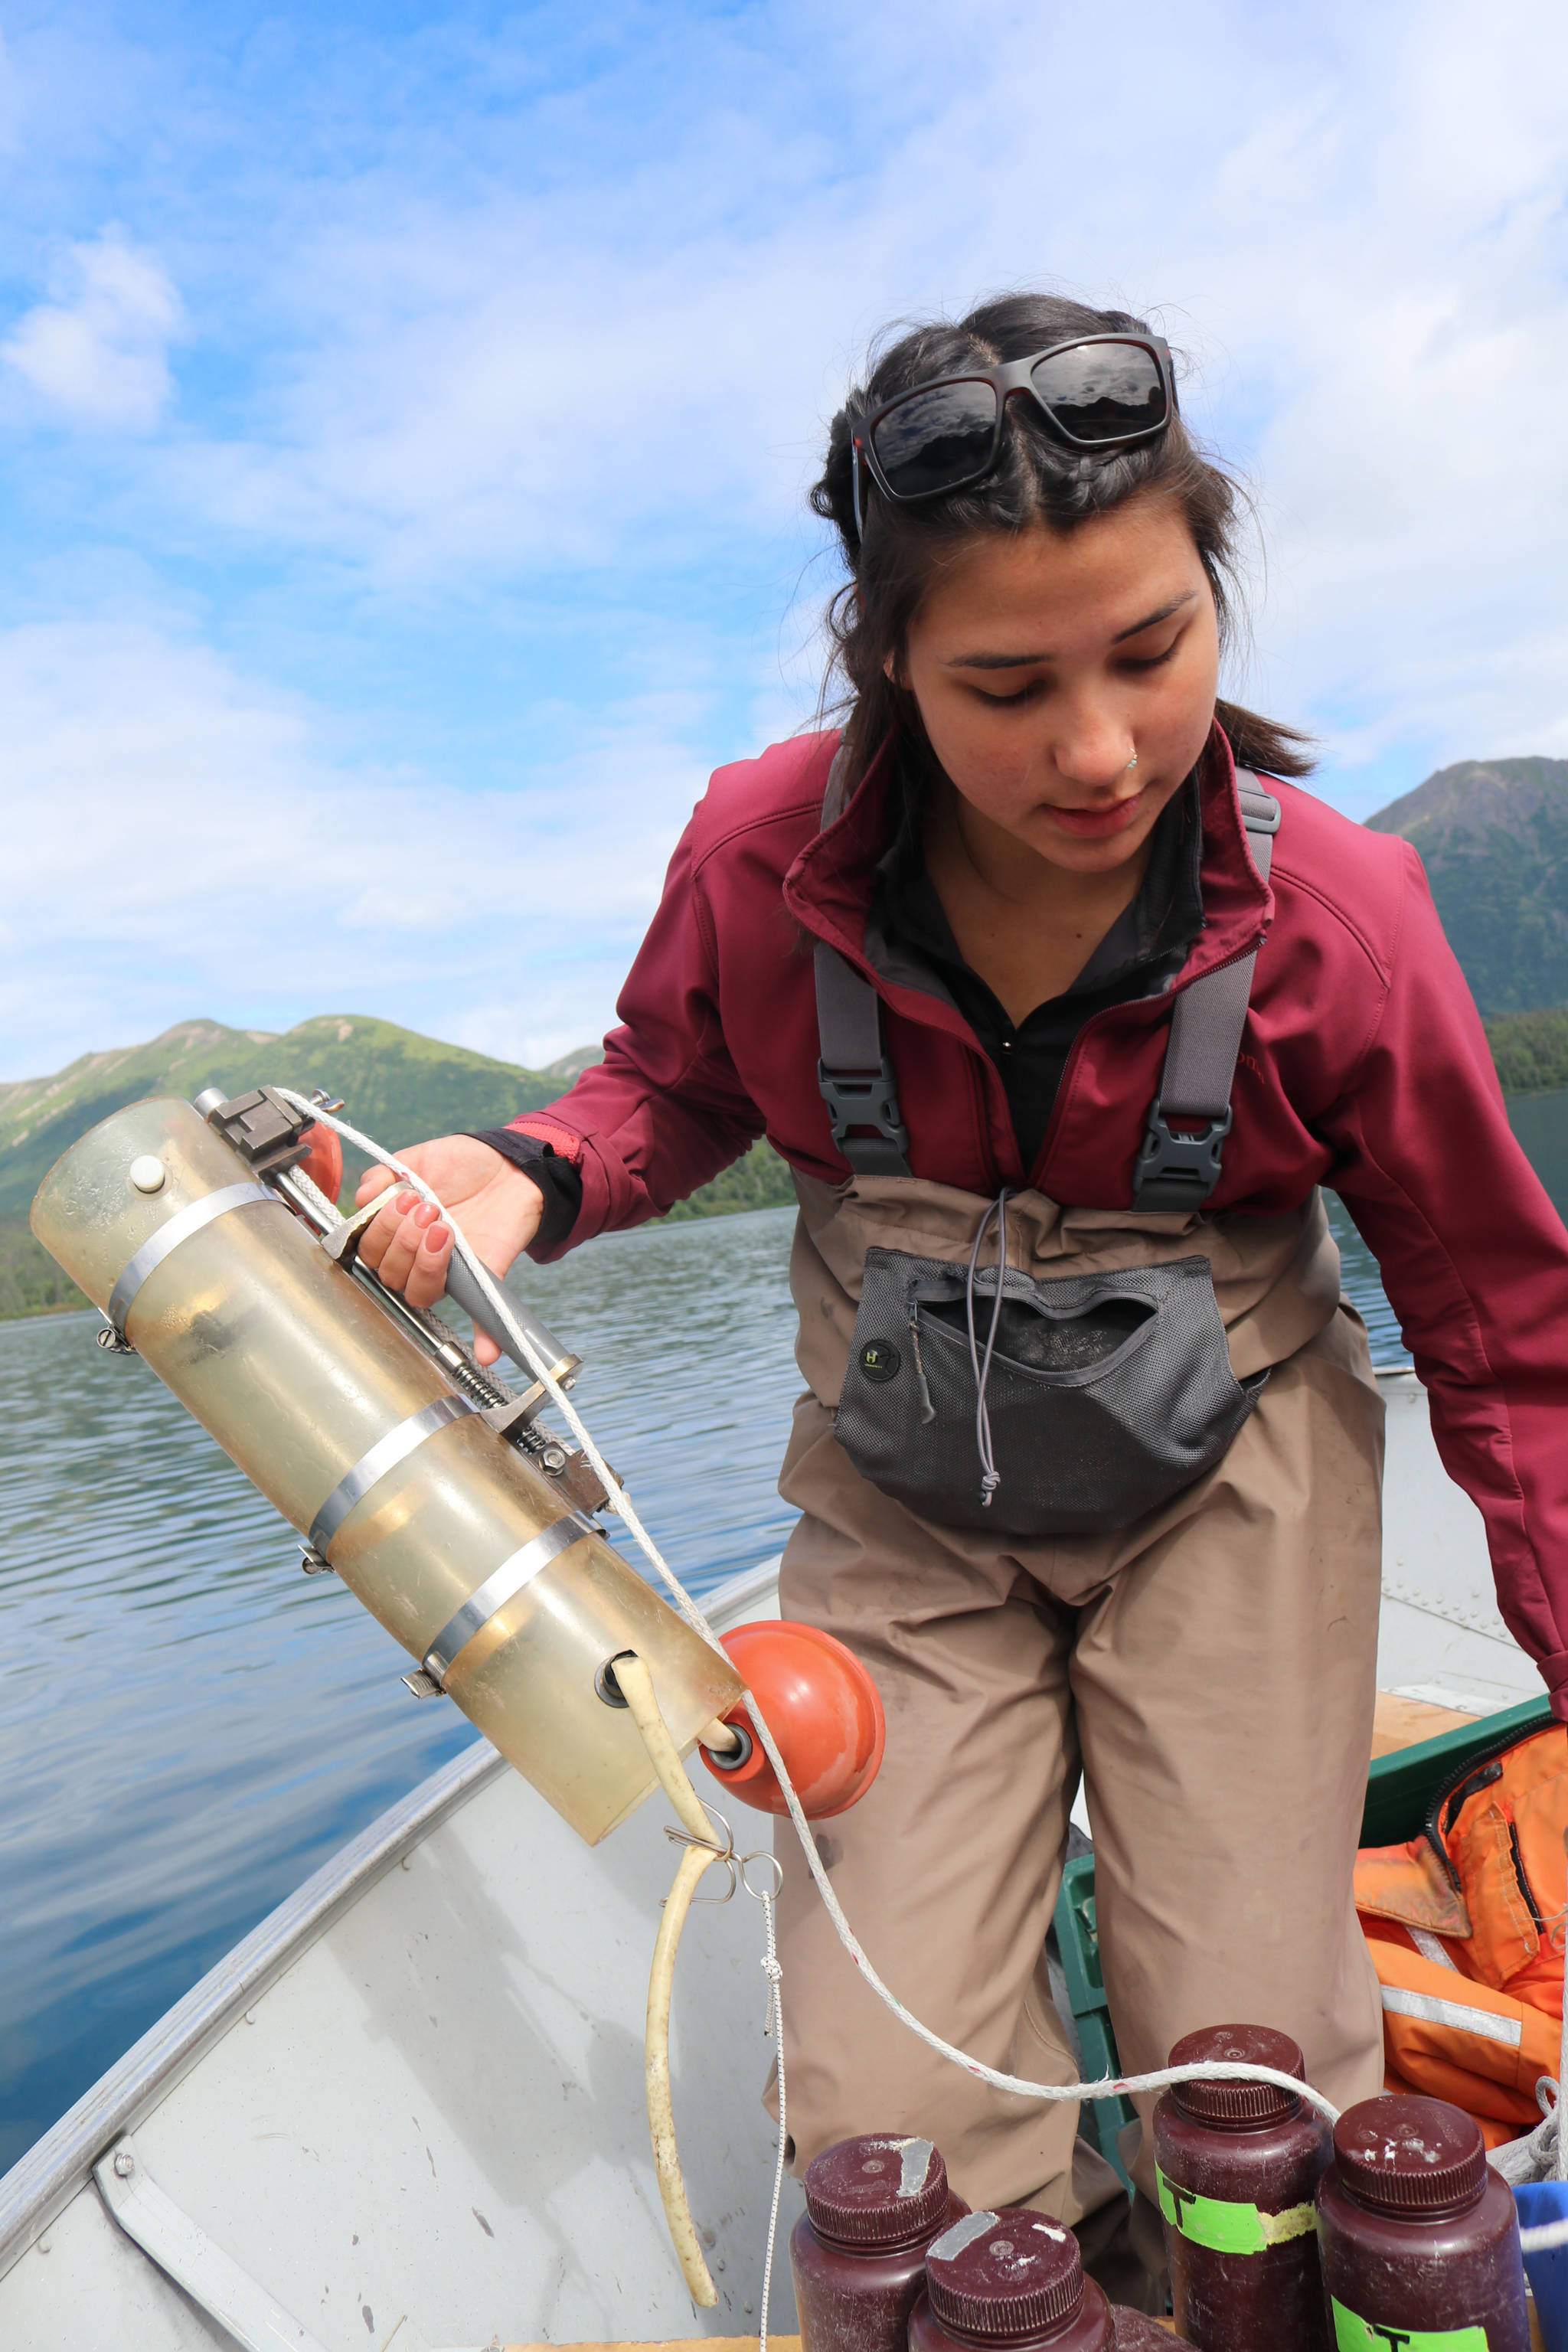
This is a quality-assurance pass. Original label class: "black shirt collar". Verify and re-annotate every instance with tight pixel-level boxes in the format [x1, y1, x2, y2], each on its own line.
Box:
[871, 750, 1204, 1011]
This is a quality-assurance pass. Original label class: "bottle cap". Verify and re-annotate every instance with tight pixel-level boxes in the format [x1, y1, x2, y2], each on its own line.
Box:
[1168, 2024, 1306, 2126]
[804, 2134, 949, 2249]
[1332, 2095, 1487, 2216]
[925, 2207, 1086, 2341]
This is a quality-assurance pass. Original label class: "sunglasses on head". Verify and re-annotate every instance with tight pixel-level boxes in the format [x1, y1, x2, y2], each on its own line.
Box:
[849, 333, 1175, 538]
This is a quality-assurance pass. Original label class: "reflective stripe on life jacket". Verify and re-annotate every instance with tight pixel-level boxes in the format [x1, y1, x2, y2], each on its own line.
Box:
[1361, 1920, 1557, 2145]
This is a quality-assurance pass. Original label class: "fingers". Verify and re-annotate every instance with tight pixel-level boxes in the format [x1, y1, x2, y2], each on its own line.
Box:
[404, 1214, 454, 1310]
[472, 1328, 501, 1367]
[356, 1191, 453, 1308]
[355, 1163, 400, 1208]
[355, 1188, 413, 1274]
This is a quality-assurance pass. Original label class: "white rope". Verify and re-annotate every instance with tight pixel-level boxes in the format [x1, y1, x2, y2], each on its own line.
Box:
[747, 1865, 787, 2352]
[274, 1093, 1343, 2134]
[1528, 1841, 1568, 2248]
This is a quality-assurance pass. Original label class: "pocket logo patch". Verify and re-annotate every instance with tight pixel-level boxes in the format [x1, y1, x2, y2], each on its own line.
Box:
[858, 1341, 901, 1383]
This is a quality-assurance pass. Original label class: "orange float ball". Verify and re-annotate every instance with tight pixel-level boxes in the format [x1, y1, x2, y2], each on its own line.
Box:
[701, 1620, 885, 1820]
[298, 1123, 345, 1207]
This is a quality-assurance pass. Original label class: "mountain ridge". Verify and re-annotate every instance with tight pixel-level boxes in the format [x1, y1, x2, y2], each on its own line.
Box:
[1367, 756, 1568, 1015]
[0, 1014, 788, 1323]
[0, 1014, 563, 1220]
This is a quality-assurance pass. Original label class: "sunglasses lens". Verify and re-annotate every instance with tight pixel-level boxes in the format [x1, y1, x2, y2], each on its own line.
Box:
[870, 381, 1000, 498]
[1030, 342, 1168, 445]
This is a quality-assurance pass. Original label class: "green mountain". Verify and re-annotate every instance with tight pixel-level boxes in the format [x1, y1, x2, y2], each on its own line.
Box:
[0, 1014, 794, 1325]
[1482, 1006, 1568, 1096]
[1367, 757, 1568, 1016]
[0, 1014, 561, 1220]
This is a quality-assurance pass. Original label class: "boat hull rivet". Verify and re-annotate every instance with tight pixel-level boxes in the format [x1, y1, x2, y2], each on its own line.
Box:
[129, 1156, 167, 1195]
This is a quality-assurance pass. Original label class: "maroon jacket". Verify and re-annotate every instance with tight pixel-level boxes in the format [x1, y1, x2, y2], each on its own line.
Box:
[511, 724, 1568, 1712]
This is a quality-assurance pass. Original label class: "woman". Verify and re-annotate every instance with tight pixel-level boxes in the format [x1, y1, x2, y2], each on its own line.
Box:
[356, 292, 1568, 2295]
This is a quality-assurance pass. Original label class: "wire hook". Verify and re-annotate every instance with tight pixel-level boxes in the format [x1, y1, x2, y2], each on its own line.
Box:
[664, 1808, 739, 1905]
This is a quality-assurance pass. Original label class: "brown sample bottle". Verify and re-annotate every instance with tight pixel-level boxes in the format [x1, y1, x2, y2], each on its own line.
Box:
[1109, 2314, 1174, 2347]
[1153, 2023, 1332, 2350]
[791, 2134, 967, 2352]
[908, 2207, 1114, 2352]
[1316, 2094, 1530, 2351]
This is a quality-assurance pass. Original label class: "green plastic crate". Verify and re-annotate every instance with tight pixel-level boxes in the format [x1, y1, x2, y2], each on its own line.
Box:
[1053, 1851, 1137, 2193]
[1048, 1694, 1556, 2195]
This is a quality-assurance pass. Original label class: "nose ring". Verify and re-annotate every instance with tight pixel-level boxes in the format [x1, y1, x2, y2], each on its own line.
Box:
[1125, 751, 1138, 772]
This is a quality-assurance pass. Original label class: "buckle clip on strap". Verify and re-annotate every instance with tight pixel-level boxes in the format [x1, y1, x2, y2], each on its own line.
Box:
[816, 1054, 911, 1180]
[812, 744, 913, 1180]
[1130, 768, 1277, 1213]
[1134, 1099, 1233, 1211]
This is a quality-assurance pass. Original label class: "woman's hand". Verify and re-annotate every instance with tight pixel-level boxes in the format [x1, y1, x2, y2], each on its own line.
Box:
[354, 1138, 544, 1364]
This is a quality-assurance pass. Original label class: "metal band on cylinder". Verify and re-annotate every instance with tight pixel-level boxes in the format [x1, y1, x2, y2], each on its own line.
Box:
[423, 1513, 595, 1686]
[309, 1393, 481, 1557]
[108, 1182, 279, 1336]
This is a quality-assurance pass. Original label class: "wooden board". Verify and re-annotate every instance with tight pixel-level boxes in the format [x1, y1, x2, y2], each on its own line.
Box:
[1370, 1687, 1478, 1758]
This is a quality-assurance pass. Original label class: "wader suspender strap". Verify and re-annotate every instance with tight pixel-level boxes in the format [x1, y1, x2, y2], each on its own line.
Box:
[812, 755, 1279, 1197]
[1131, 770, 1279, 1209]
[814, 747, 914, 1178]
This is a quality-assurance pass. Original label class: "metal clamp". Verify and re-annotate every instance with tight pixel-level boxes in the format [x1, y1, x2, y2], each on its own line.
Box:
[307, 1393, 479, 1559]
[1132, 1099, 1233, 1211]
[420, 1512, 594, 1687]
[196, 1086, 315, 1178]
[107, 1183, 279, 1338]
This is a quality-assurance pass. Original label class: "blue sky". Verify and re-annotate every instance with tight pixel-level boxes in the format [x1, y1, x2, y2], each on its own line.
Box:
[2, 0, 1566, 1080]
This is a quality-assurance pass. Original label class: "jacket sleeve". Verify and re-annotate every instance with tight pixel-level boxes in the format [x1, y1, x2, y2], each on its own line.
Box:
[499, 811, 766, 1259]
[1321, 843, 1568, 1713]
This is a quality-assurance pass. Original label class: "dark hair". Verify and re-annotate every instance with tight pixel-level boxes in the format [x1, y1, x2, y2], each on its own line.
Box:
[811, 290, 1315, 786]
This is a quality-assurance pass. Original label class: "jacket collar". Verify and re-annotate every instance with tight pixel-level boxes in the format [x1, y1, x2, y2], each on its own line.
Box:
[782, 718, 1272, 1007]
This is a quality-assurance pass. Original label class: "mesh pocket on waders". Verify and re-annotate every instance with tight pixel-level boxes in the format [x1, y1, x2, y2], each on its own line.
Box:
[834, 1246, 1267, 1536]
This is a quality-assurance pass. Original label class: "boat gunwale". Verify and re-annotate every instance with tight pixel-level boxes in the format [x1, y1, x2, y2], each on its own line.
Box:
[0, 1734, 508, 2281]
[0, 1555, 782, 2283]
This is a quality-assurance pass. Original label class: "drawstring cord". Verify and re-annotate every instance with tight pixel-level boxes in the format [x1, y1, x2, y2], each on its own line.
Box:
[966, 1189, 1010, 1511]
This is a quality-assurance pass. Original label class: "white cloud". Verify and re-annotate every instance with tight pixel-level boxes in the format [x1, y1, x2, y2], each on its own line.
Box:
[120, 0, 1567, 795]
[2, 228, 183, 430]
[0, 611, 721, 1080]
[3, 0, 1568, 1075]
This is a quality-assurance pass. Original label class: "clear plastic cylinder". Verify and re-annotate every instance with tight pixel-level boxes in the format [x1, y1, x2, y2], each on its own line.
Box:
[31, 1096, 742, 1844]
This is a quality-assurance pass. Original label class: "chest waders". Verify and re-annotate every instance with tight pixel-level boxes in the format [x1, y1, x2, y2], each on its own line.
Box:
[808, 762, 1307, 1537]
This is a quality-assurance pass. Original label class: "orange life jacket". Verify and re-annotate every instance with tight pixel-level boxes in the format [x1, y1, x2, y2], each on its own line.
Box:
[1354, 1720, 1567, 2145]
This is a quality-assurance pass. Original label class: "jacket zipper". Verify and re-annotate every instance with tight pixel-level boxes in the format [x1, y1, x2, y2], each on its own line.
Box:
[906, 1282, 937, 1426]
[1508, 1820, 1547, 1932]
[1419, 1707, 1556, 1893]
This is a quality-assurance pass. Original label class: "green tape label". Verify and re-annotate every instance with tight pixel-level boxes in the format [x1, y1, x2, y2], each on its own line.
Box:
[1330, 2300, 1489, 2351]
[1155, 2166, 1316, 2255]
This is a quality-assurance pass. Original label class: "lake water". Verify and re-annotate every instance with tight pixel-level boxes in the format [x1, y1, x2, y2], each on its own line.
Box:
[2, 1108, 1560, 2170]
